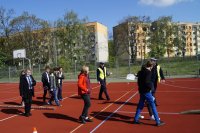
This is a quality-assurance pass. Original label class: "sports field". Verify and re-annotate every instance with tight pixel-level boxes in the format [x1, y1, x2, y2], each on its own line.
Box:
[0, 78, 200, 133]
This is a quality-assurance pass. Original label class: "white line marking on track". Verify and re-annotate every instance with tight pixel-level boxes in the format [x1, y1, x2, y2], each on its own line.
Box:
[70, 90, 134, 133]
[117, 111, 180, 115]
[162, 83, 200, 90]
[89, 91, 138, 133]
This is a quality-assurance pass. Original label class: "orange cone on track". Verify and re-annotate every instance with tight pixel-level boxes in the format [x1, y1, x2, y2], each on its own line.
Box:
[33, 127, 37, 133]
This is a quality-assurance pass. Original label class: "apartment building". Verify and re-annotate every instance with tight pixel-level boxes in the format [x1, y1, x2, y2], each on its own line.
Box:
[177, 22, 200, 56]
[113, 22, 150, 62]
[113, 21, 200, 61]
[86, 22, 109, 63]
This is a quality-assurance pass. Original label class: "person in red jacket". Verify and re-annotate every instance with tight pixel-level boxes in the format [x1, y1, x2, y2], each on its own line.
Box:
[78, 65, 93, 124]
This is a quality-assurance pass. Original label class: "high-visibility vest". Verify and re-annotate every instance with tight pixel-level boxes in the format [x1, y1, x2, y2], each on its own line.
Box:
[157, 65, 161, 83]
[98, 67, 106, 80]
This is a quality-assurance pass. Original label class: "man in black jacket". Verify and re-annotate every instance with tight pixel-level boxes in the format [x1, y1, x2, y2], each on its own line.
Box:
[20, 69, 36, 117]
[134, 61, 165, 126]
[41, 66, 50, 104]
[150, 58, 165, 106]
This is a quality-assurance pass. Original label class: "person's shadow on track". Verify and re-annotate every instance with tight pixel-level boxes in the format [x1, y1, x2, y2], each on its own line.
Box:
[43, 113, 79, 123]
[4, 102, 21, 105]
[90, 111, 132, 123]
[91, 111, 157, 126]
[1, 109, 23, 115]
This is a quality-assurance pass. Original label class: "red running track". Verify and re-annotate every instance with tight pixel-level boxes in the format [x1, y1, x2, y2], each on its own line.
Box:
[0, 78, 200, 133]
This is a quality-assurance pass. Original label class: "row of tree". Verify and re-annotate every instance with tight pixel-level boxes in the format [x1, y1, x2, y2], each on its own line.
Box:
[0, 7, 91, 70]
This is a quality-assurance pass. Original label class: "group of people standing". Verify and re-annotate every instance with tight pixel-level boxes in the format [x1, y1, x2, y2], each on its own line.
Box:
[19, 66, 64, 117]
[41, 66, 64, 106]
[19, 58, 165, 127]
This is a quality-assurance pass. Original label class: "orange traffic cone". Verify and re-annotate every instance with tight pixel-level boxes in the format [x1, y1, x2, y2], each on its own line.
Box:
[33, 127, 37, 133]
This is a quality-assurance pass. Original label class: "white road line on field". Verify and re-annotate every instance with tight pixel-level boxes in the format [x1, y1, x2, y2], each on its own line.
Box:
[70, 90, 134, 133]
[117, 111, 180, 115]
[162, 83, 200, 90]
[89, 91, 138, 133]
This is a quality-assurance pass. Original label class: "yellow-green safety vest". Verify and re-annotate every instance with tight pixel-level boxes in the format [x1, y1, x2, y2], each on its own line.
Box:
[98, 67, 106, 80]
[157, 65, 161, 83]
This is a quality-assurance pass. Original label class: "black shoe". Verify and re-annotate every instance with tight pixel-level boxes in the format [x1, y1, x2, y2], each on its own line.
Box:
[156, 121, 165, 127]
[28, 113, 32, 116]
[24, 113, 29, 117]
[85, 117, 93, 122]
[133, 121, 141, 124]
[98, 98, 105, 100]
[79, 116, 86, 124]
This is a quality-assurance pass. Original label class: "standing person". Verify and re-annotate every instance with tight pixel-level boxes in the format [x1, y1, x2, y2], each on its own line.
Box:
[150, 58, 165, 106]
[19, 69, 36, 117]
[41, 66, 51, 104]
[57, 67, 64, 101]
[78, 65, 92, 124]
[48, 68, 60, 106]
[19, 70, 25, 106]
[96, 62, 110, 101]
[133, 61, 165, 126]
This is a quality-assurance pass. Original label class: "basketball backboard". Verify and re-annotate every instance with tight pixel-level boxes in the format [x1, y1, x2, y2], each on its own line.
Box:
[13, 49, 26, 59]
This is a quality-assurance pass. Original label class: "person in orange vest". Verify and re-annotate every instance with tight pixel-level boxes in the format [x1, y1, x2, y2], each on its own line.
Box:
[150, 58, 165, 107]
[96, 62, 110, 101]
[78, 65, 93, 124]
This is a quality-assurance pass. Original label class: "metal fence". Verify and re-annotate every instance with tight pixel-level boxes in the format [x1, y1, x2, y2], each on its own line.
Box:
[0, 56, 200, 83]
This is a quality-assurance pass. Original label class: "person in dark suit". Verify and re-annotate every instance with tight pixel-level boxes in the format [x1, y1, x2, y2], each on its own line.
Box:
[41, 66, 51, 104]
[57, 67, 65, 101]
[20, 69, 36, 117]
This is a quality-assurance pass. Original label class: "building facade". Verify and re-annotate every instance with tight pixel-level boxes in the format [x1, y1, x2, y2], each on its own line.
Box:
[86, 22, 109, 63]
[113, 21, 200, 61]
[177, 22, 200, 56]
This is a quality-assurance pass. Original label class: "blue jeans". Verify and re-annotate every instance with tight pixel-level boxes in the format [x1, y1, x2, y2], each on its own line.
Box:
[134, 92, 160, 124]
[49, 88, 60, 106]
[54, 89, 60, 105]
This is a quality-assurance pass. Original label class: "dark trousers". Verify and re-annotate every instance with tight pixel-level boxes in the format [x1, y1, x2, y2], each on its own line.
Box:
[57, 85, 63, 100]
[43, 87, 48, 102]
[98, 80, 110, 100]
[152, 81, 158, 105]
[23, 96, 32, 114]
[81, 94, 91, 118]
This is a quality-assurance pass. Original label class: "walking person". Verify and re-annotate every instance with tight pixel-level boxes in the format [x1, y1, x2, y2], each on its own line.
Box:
[41, 66, 51, 104]
[150, 58, 165, 106]
[19, 69, 25, 106]
[133, 61, 165, 126]
[19, 69, 36, 117]
[96, 62, 110, 101]
[57, 67, 64, 101]
[48, 68, 60, 106]
[78, 65, 92, 124]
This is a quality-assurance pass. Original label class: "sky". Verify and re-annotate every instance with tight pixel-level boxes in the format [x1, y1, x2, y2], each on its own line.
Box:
[0, 0, 200, 33]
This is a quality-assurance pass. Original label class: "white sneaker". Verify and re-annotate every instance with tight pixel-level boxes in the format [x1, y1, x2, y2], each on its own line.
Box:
[150, 115, 160, 120]
[139, 115, 144, 119]
[21, 101, 25, 106]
